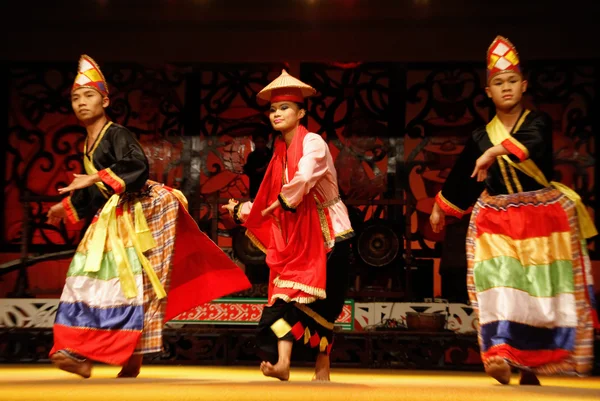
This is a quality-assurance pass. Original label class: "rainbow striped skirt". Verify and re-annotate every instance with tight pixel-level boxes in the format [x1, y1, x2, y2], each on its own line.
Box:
[467, 188, 597, 375]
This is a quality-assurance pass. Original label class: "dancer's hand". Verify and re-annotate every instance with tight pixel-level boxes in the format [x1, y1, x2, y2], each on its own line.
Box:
[471, 151, 496, 182]
[221, 198, 238, 217]
[58, 173, 98, 194]
[47, 202, 67, 226]
[430, 202, 446, 233]
[261, 199, 281, 217]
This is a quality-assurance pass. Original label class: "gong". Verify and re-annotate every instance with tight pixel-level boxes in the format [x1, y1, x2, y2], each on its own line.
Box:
[232, 227, 266, 266]
[356, 219, 401, 267]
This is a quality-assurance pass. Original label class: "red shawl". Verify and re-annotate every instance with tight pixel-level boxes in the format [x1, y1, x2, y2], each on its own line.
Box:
[244, 125, 327, 304]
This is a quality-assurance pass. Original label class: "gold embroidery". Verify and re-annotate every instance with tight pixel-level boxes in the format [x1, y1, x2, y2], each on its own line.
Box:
[315, 196, 341, 209]
[314, 194, 335, 249]
[245, 229, 267, 254]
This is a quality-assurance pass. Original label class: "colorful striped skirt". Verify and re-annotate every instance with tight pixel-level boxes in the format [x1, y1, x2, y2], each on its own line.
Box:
[467, 188, 597, 375]
[51, 181, 180, 365]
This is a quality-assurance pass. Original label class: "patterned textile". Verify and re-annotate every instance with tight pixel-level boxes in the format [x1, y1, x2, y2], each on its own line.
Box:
[51, 181, 180, 364]
[467, 188, 596, 375]
[133, 183, 179, 354]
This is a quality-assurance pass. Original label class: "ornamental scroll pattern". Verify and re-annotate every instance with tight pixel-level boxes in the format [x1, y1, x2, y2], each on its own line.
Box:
[4, 62, 188, 250]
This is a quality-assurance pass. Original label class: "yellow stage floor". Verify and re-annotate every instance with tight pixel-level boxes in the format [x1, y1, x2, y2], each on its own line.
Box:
[0, 365, 599, 401]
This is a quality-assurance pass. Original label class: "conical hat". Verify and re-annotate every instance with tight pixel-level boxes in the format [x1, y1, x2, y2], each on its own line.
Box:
[486, 36, 522, 82]
[257, 70, 316, 103]
[72, 54, 109, 96]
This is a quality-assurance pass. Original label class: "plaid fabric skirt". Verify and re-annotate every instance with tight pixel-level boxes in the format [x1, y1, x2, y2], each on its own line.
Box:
[51, 181, 180, 365]
[467, 188, 596, 375]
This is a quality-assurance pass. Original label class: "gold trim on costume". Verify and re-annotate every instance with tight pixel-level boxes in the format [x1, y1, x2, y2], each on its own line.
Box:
[270, 293, 318, 304]
[245, 229, 267, 254]
[273, 276, 327, 299]
[316, 196, 341, 209]
[497, 157, 515, 194]
[515, 111, 530, 135]
[279, 193, 295, 210]
[487, 110, 597, 239]
[236, 201, 246, 223]
[65, 196, 80, 223]
[314, 194, 335, 249]
[84, 121, 112, 160]
[437, 191, 469, 215]
[508, 164, 524, 193]
[103, 167, 126, 193]
[335, 228, 354, 240]
[295, 303, 335, 330]
[83, 121, 113, 198]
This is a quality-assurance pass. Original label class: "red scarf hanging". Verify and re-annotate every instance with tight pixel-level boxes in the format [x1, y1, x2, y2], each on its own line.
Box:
[244, 125, 327, 304]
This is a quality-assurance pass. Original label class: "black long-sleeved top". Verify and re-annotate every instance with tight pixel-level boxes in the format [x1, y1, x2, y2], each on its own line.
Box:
[435, 110, 553, 217]
[62, 122, 150, 223]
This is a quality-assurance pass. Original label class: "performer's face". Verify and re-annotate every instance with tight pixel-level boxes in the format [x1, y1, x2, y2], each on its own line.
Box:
[269, 101, 305, 133]
[486, 73, 527, 110]
[71, 88, 109, 123]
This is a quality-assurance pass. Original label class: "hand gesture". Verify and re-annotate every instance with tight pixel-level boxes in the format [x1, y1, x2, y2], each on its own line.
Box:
[47, 202, 67, 226]
[58, 174, 95, 194]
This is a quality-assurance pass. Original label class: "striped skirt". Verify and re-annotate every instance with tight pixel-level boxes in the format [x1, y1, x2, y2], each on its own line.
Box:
[51, 181, 180, 365]
[467, 188, 596, 375]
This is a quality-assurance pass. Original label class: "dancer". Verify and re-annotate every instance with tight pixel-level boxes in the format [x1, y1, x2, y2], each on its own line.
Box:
[223, 70, 354, 381]
[47, 55, 250, 378]
[430, 36, 598, 385]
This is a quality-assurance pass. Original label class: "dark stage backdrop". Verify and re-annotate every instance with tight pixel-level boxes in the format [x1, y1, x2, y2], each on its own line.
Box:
[1, 60, 598, 297]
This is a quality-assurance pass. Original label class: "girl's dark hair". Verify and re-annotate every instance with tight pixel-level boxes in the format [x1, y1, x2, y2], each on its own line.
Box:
[295, 102, 309, 126]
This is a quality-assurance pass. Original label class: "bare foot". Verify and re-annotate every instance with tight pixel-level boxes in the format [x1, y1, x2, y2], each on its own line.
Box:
[50, 352, 92, 379]
[260, 361, 290, 381]
[519, 370, 541, 386]
[117, 354, 143, 378]
[313, 353, 330, 382]
[484, 356, 511, 385]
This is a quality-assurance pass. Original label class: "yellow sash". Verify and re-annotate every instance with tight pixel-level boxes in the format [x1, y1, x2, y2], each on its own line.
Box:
[82, 122, 165, 299]
[487, 111, 597, 239]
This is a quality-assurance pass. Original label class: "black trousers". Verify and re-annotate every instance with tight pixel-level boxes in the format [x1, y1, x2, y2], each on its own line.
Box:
[256, 239, 351, 363]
